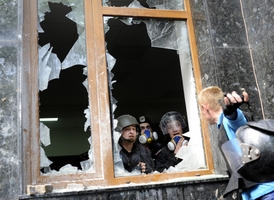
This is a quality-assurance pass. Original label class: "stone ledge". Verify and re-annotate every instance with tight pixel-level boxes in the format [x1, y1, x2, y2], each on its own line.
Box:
[20, 175, 229, 199]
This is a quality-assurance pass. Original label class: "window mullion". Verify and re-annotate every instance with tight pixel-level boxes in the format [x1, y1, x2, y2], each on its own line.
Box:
[85, 0, 115, 183]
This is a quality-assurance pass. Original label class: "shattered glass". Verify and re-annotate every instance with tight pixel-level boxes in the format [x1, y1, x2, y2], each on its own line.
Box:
[103, 0, 184, 10]
[38, 0, 93, 174]
[37, 0, 206, 178]
[104, 16, 206, 176]
[40, 122, 51, 147]
[40, 147, 53, 168]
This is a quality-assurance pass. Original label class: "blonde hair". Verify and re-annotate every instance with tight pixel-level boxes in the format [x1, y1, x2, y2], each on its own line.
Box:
[198, 86, 224, 112]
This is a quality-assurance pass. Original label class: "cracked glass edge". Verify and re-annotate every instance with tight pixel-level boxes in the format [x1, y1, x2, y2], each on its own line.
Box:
[38, 0, 93, 173]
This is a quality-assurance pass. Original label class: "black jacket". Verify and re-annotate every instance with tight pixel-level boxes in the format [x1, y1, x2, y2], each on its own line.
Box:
[119, 140, 154, 173]
[154, 146, 182, 172]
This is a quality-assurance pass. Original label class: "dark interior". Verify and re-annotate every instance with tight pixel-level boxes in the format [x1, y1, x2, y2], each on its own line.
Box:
[38, 2, 187, 171]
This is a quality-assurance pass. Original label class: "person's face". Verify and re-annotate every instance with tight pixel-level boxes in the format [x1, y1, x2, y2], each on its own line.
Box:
[140, 122, 152, 132]
[166, 120, 183, 138]
[121, 125, 137, 142]
[200, 104, 215, 125]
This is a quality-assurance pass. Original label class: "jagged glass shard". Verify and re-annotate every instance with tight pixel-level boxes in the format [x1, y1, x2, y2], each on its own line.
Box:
[66, 0, 85, 34]
[38, 22, 44, 33]
[40, 122, 51, 146]
[175, 143, 206, 170]
[38, 43, 61, 91]
[38, 1, 50, 22]
[174, 21, 190, 54]
[59, 164, 79, 173]
[82, 78, 88, 91]
[38, 44, 52, 91]
[104, 17, 113, 34]
[146, 0, 184, 10]
[106, 52, 116, 71]
[47, 52, 61, 81]
[84, 107, 91, 132]
[128, 0, 145, 8]
[87, 136, 95, 171]
[102, 0, 108, 6]
[40, 147, 53, 168]
[143, 19, 178, 50]
[61, 31, 87, 69]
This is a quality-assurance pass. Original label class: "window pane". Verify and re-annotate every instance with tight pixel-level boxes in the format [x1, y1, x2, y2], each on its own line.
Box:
[38, 0, 94, 174]
[103, 0, 184, 10]
[104, 17, 206, 177]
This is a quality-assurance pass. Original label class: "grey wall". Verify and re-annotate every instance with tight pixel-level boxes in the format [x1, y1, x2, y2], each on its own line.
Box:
[190, 0, 274, 175]
[1, 0, 274, 199]
[191, 0, 274, 119]
[0, 0, 23, 199]
[241, 0, 274, 118]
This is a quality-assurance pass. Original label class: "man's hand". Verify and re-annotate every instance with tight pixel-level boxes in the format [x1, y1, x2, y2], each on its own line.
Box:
[138, 162, 147, 174]
[223, 91, 249, 116]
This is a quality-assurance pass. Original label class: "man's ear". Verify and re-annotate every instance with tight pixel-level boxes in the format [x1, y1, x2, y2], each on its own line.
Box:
[201, 104, 207, 110]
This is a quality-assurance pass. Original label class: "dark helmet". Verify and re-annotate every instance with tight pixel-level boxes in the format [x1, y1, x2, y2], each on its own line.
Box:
[115, 114, 139, 133]
[236, 119, 274, 182]
[159, 111, 188, 135]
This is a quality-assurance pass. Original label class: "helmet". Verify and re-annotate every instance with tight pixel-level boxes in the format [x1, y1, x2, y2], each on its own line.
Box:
[236, 119, 274, 182]
[159, 111, 188, 135]
[115, 114, 139, 133]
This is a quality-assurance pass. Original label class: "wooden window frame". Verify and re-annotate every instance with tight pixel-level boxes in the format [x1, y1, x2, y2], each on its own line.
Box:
[22, 0, 213, 191]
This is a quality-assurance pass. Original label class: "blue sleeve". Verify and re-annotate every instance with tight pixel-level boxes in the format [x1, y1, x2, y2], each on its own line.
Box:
[242, 182, 274, 200]
[222, 109, 247, 140]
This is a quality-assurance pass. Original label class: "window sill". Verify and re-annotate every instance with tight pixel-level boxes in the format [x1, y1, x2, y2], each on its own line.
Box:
[19, 174, 229, 199]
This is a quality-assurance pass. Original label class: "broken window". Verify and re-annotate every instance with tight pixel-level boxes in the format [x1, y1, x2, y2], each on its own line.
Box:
[105, 15, 206, 176]
[37, 0, 206, 176]
[24, 0, 214, 192]
[38, 0, 94, 174]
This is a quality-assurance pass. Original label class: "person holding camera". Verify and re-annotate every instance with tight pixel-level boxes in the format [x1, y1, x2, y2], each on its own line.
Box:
[198, 86, 274, 200]
[115, 114, 155, 174]
[154, 111, 190, 173]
